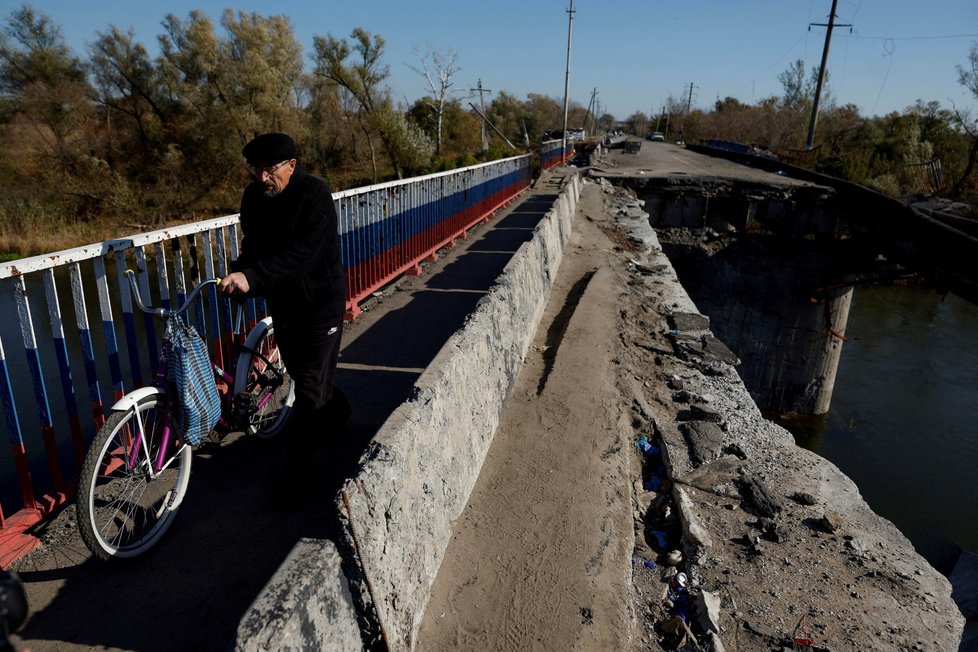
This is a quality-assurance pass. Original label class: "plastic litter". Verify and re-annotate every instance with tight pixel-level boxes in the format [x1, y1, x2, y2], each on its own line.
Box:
[644, 476, 664, 491]
[643, 560, 657, 569]
[663, 572, 691, 622]
[648, 529, 668, 548]
[633, 437, 661, 457]
[671, 592, 691, 622]
[669, 572, 688, 590]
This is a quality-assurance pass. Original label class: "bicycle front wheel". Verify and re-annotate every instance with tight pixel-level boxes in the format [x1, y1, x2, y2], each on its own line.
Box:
[234, 317, 295, 439]
[77, 390, 192, 560]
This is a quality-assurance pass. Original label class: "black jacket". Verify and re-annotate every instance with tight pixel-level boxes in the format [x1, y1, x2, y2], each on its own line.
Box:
[233, 167, 346, 319]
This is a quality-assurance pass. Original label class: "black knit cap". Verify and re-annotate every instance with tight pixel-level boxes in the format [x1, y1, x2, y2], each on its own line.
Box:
[242, 132, 297, 163]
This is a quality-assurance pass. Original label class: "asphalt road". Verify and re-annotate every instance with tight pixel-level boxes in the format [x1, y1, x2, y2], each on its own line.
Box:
[594, 138, 815, 187]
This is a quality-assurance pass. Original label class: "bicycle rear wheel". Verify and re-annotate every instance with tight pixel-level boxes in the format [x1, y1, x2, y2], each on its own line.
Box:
[233, 317, 295, 439]
[77, 390, 192, 560]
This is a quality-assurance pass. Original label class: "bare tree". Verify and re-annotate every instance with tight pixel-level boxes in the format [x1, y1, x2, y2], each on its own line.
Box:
[409, 46, 460, 155]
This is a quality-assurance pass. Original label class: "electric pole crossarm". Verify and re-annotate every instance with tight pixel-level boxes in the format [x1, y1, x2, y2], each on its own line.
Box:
[470, 79, 493, 151]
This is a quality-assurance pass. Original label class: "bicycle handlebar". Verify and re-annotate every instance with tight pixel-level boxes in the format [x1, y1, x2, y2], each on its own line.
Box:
[124, 269, 220, 318]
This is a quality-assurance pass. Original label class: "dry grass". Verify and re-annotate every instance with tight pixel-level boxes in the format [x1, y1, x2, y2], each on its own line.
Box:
[0, 214, 179, 261]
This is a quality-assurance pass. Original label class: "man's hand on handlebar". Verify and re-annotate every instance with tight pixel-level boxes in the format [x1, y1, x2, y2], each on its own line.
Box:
[219, 272, 250, 296]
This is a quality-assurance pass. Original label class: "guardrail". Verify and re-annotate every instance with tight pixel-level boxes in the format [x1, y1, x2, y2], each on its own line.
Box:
[540, 139, 572, 170]
[0, 154, 532, 564]
[338, 154, 531, 318]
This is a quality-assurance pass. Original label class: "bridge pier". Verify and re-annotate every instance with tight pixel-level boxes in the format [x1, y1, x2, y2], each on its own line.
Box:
[660, 234, 854, 416]
[631, 176, 857, 417]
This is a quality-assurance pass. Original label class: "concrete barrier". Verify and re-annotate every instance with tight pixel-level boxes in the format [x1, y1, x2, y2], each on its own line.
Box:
[335, 173, 582, 650]
[233, 538, 363, 651]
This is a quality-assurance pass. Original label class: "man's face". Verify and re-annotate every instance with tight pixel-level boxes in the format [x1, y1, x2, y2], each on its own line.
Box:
[248, 159, 296, 197]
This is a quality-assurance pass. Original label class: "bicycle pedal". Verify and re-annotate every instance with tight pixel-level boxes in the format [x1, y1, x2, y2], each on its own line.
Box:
[208, 429, 228, 445]
[230, 391, 258, 429]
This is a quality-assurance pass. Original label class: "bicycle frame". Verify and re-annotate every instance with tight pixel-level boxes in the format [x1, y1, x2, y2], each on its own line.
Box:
[116, 269, 286, 474]
[117, 270, 223, 475]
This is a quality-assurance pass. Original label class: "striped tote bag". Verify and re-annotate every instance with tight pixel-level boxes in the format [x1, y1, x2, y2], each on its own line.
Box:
[164, 317, 221, 446]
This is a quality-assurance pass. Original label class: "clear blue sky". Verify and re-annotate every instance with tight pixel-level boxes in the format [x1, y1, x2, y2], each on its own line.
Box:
[5, 0, 977, 121]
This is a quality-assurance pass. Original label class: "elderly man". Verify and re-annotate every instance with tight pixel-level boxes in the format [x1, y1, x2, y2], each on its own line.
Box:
[219, 132, 348, 486]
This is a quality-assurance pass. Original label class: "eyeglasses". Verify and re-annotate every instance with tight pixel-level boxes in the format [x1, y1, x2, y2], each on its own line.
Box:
[247, 160, 291, 178]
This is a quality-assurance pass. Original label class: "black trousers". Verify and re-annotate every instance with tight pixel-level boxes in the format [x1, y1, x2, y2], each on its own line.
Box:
[272, 309, 347, 451]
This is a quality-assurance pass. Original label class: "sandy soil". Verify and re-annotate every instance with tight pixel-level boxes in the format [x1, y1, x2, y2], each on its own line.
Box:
[417, 181, 636, 650]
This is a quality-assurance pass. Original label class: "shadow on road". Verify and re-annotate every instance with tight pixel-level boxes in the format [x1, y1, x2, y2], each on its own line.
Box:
[14, 190, 558, 651]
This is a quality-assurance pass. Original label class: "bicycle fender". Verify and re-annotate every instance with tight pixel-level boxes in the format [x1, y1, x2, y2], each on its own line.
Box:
[241, 317, 273, 352]
[110, 387, 165, 413]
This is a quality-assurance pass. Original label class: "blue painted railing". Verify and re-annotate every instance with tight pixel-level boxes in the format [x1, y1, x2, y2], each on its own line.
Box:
[540, 139, 573, 170]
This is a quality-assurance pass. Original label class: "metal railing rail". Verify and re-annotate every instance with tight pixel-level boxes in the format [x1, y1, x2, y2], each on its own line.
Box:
[336, 153, 532, 318]
[0, 154, 532, 564]
[540, 139, 572, 170]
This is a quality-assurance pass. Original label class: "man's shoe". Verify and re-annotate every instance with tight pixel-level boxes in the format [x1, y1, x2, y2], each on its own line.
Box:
[325, 387, 352, 426]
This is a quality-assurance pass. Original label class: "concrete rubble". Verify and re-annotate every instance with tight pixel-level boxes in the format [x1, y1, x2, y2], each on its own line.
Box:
[594, 171, 965, 651]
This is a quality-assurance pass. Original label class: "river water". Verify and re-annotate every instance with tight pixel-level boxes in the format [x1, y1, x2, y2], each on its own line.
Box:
[780, 282, 978, 575]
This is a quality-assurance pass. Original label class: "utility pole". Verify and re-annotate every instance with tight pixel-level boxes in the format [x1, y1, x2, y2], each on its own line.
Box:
[585, 87, 598, 136]
[805, 0, 850, 151]
[560, 0, 575, 160]
[594, 95, 602, 134]
[470, 79, 492, 151]
[680, 83, 697, 143]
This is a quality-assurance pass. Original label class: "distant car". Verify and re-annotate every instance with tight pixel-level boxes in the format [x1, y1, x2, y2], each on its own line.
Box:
[649, 132, 665, 142]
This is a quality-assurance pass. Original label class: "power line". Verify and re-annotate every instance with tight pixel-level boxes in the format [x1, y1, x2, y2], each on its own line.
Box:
[849, 32, 978, 41]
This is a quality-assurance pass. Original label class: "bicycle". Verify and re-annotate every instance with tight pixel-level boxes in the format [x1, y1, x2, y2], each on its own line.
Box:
[76, 270, 295, 560]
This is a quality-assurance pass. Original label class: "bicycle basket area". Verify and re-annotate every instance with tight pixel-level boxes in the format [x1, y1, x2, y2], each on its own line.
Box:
[164, 317, 221, 446]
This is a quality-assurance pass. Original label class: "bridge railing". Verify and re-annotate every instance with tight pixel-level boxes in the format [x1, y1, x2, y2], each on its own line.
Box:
[338, 153, 531, 318]
[540, 139, 572, 170]
[0, 153, 532, 563]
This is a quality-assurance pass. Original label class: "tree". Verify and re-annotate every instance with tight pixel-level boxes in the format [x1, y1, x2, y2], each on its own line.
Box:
[0, 4, 100, 219]
[313, 27, 427, 181]
[89, 26, 170, 173]
[523, 93, 562, 141]
[484, 91, 523, 150]
[220, 10, 306, 139]
[776, 59, 834, 150]
[409, 46, 460, 155]
[155, 10, 306, 212]
[951, 41, 978, 198]
[0, 4, 85, 96]
[625, 111, 649, 137]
